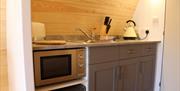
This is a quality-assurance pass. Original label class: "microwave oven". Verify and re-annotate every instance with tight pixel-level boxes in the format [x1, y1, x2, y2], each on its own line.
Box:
[33, 48, 85, 86]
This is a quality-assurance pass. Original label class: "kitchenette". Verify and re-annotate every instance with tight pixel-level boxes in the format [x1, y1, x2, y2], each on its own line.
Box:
[30, 0, 161, 91]
[32, 38, 159, 91]
[7, 0, 179, 91]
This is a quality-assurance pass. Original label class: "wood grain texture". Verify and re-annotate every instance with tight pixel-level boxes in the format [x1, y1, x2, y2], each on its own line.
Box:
[0, 0, 8, 90]
[0, 0, 6, 9]
[0, 51, 8, 91]
[0, 0, 6, 50]
[31, 0, 139, 35]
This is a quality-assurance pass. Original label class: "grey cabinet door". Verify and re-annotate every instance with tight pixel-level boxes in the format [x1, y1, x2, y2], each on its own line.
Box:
[139, 56, 155, 91]
[89, 62, 118, 91]
[117, 59, 140, 91]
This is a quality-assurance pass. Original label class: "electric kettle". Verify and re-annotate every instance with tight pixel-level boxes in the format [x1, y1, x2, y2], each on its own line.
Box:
[123, 20, 138, 40]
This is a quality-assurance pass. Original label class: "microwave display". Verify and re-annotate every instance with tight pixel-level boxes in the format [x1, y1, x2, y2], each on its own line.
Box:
[40, 54, 71, 80]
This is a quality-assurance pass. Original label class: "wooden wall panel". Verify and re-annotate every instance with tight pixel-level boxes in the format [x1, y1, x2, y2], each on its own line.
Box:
[32, 0, 139, 35]
[0, 0, 6, 50]
[0, 0, 8, 90]
[0, 51, 8, 91]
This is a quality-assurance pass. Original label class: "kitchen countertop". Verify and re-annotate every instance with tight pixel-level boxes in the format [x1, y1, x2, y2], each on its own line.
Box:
[33, 40, 160, 51]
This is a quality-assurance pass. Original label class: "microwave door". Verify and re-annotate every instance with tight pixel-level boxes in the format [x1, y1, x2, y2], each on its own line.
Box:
[40, 55, 72, 80]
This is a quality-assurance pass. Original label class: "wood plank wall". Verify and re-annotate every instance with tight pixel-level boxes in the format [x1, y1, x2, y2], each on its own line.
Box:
[0, 0, 8, 90]
[32, 0, 139, 36]
[0, 0, 6, 50]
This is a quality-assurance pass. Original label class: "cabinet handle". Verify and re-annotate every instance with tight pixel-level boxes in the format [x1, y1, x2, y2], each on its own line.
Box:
[116, 67, 119, 80]
[114, 67, 119, 91]
[114, 67, 121, 91]
[128, 50, 136, 54]
[139, 62, 143, 74]
[146, 47, 152, 51]
[119, 67, 122, 80]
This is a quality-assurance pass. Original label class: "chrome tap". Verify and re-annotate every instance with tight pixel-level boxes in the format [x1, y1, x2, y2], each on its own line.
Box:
[76, 28, 96, 42]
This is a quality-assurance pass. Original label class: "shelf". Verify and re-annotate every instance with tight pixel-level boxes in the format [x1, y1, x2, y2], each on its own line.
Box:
[36, 79, 87, 91]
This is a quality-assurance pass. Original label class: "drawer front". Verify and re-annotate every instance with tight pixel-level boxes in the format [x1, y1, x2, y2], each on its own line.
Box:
[119, 45, 142, 59]
[142, 44, 156, 56]
[89, 46, 119, 64]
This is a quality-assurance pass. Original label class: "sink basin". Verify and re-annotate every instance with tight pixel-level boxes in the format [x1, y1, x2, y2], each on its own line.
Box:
[86, 40, 115, 43]
[68, 40, 115, 44]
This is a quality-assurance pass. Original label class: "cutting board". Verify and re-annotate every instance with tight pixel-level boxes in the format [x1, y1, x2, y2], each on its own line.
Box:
[33, 40, 66, 45]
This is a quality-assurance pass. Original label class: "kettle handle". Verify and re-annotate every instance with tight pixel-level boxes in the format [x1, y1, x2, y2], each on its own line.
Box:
[126, 20, 136, 27]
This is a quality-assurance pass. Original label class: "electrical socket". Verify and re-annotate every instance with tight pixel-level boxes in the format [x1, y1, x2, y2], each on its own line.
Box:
[145, 30, 149, 35]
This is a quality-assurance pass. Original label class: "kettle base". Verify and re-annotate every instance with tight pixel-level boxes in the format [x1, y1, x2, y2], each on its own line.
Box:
[123, 37, 136, 40]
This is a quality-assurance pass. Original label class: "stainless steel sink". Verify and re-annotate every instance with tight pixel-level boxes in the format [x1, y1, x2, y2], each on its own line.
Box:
[68, 39, 116, 44]
[86, 40, 115, 43]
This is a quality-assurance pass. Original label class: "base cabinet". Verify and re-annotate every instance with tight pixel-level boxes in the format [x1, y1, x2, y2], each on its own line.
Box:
[138, 56, 155, 91]
[117, 59, 140, 91]
[89, 43, 157, 91]
[89, 62, 118, 91]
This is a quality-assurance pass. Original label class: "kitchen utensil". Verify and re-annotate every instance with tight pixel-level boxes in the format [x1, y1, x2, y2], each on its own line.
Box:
[104, 16, 112, 34]
[104, 16, 110, 25]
